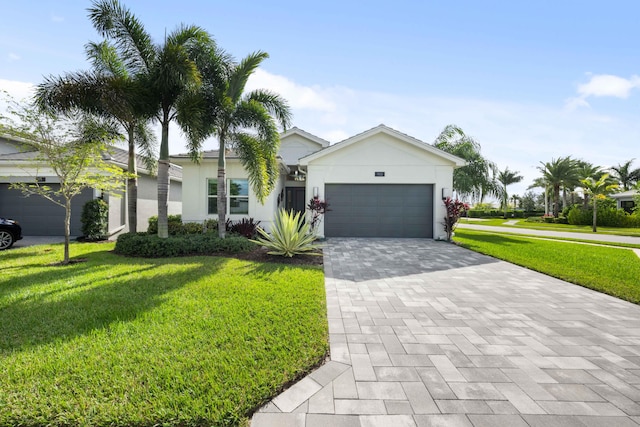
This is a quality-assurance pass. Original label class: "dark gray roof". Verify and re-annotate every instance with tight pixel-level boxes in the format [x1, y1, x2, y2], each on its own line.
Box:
[0, 135, 182, 181]
[170, 149, 241, 159]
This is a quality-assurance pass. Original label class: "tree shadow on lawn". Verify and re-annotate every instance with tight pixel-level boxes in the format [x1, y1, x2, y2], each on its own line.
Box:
[0, 252, 227, 353]
[456, 232, 536, 247]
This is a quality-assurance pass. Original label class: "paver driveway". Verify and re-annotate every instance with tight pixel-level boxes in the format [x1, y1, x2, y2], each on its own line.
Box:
[252, 238, 640, 427]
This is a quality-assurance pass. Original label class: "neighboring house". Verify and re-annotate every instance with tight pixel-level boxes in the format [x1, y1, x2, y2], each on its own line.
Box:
[611, 189, 639, 213]
[0, 134, 182, 236]
[172, 125, 465, 239]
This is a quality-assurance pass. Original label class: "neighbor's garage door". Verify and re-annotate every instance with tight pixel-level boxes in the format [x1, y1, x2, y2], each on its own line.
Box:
[325, 184, 433, 238]
[0, 184, 93, 236]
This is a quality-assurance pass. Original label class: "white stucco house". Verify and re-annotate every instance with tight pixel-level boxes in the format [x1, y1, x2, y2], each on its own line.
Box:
[611, 189, 638, 213]
[0, 134, 182, 236]
[172, 125, 466, 239]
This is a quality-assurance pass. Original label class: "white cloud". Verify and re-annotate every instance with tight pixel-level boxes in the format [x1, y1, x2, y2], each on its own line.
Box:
[7, 53, 20, 62]
[566, 73, 640, 110]
[50, 14, 64, 22]
[578, 74, 640, 98]
[0, 79, 35, 102]
[246, 68, 337, 113]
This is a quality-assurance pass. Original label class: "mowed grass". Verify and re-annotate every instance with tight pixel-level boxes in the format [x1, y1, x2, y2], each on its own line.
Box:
[454, 229, 640, 304]
[0, 242, 327, 427]
[460, 217, 640, 237]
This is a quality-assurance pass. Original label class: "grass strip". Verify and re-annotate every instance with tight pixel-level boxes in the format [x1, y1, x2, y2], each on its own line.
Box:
[0, 242, 327, 427]
[454, 229, 640, 304]
[460, 218, 640, 237]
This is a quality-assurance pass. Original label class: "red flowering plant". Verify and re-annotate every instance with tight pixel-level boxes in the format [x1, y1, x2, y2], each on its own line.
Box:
[443, 197, 469, 241]
[307, 197, 330, 234]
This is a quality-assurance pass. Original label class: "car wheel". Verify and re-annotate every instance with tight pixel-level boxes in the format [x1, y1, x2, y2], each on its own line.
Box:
[0, 230, 15, 250]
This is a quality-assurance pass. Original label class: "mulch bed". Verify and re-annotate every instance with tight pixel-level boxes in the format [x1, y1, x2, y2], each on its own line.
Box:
[229, 246, 324, 266]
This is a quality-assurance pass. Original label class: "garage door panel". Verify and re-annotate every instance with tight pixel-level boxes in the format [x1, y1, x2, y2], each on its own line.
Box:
[376, 206, 400, 217]
[0, 184, 93, 236]
[325, 184, 433, 238]
[379, 196, 404, 207]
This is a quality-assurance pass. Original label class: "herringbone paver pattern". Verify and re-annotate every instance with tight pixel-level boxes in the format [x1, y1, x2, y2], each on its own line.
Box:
[251, 238, 640, 427]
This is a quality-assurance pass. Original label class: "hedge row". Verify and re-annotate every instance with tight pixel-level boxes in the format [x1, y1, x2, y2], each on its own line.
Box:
[147, 215, 217, 235]
[567, 206, 640, 228]
[467, 210, 544, 218]
[114, 232, 256, 257]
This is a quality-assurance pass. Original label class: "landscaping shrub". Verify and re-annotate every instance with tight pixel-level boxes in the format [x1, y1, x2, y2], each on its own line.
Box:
[467, 209, 484, 218]
[567, 205, 640, 227]
[228, 217, 260, 238]
[148, 215, 220, 235]
[148, 215, 185, 235]
[251, 209, 321, 257]
[114, 232, 255, 257]
[81, 198, 108, 240]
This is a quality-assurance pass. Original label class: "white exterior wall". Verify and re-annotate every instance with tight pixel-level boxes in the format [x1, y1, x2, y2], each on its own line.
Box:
[278, 134, 325, 165]
[304, 133, 455, 238]
[179, 158, 282, 232]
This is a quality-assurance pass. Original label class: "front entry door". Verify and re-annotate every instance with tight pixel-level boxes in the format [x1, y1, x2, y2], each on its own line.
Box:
[286, 187, 306, 216]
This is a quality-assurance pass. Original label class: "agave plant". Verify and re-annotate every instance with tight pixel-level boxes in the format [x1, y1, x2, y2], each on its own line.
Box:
[251, 209, 321, 257]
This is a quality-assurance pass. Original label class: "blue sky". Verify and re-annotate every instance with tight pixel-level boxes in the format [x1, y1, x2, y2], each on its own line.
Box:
[2, 1, 639, 198]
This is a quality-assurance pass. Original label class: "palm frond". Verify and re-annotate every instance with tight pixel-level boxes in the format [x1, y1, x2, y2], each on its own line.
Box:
[233, 131, 279, 203]
[87, 0, 156, 72]
[35, 71, 105, 115]
[245, 89, 292, 130]
[85, 40, 128, 78]
[133, 120, 157, 173]
[227, 51, 268, 103]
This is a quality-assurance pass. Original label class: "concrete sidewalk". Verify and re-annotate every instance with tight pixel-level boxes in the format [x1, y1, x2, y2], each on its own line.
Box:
[252, 238, 640, 427]
[457, 222, 640, 245]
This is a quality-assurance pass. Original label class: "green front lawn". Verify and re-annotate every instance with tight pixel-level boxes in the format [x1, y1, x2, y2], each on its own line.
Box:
[454, 229, 640, 304]
[460, 217, 640, 237]
[0, 243, 327, 426]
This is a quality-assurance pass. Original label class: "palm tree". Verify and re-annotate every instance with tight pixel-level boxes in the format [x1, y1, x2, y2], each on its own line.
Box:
[537, 156, 579, 217]
[433, 125, 497, 203]
[528, 177, 551, 215]
[199, 51, 291, 238]
[35, 41, 156, 233]
[496, 167, 523, 218]
[574, 161, 603, 208]
[580, 174, 618, 232]
[610, 159, 640, 191]
[88, 0, 217, 238]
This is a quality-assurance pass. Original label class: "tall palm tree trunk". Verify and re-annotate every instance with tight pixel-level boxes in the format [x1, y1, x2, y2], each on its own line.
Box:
[553, 185, 561, 217]
[157, 118, 170, 238]
[592, 197, 597, 232]
[217, 135, 227, 238]
[127, 127, 138, 233]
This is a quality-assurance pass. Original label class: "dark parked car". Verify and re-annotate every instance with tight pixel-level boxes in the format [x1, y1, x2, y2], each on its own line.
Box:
[0, 217, 22, 250]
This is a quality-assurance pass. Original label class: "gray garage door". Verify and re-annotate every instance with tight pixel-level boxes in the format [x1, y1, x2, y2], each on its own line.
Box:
[325, 184, 433, 238]
[0, 184, 94, 236]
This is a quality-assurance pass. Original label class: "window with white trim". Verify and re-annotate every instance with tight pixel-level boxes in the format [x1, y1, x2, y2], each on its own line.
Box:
[207, 178, 249, 215]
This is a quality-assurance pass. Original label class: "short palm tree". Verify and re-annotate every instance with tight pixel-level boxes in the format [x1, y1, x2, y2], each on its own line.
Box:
[496, 167, 523, 218]
[433, 125, 496, 203]
[574, 161, 603, 208]
[35, 41, 156, 233]
[528, 177, 551, 215]
[580, 174, 618, 232]
[88, 0, 217, 238]
[610, 159, 640, 191]
[199, 51, 291, 238]
[537, 156, 579, 217]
